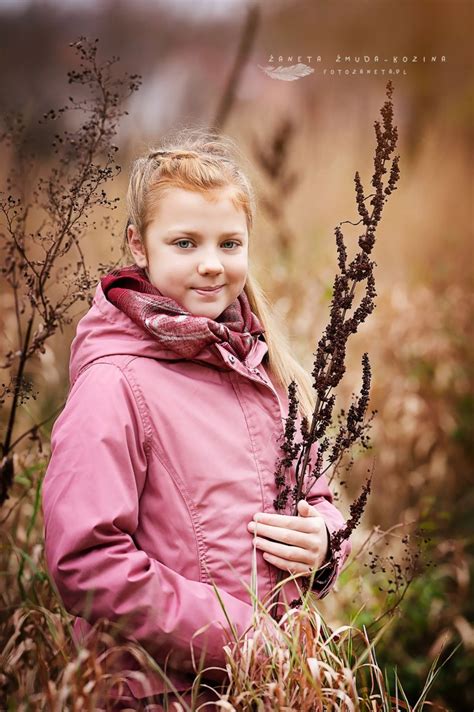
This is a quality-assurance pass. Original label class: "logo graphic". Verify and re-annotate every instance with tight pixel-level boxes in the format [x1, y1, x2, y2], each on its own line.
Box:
[258, 62, 314, 81]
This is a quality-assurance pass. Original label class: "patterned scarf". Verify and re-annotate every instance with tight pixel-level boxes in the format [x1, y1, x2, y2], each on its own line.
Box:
[100, 264, 265, 362]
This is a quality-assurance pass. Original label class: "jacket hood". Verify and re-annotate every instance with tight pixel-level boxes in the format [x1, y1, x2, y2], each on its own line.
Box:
[69, 280, 269, 387]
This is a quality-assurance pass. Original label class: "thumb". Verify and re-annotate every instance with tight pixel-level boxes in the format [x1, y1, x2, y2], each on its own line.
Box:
[297, 499, 319, 517]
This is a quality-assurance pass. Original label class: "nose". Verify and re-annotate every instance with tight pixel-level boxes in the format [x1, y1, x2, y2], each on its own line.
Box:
[197, 249, 225, 275]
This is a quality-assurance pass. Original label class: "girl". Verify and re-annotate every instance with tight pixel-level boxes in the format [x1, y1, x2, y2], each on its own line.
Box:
[41, 131, 351, 710]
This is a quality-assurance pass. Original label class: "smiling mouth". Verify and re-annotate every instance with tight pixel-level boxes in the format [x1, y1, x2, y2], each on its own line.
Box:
[192, 286, 225, 296]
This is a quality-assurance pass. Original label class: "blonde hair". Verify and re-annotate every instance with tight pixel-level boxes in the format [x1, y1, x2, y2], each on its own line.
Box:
[121, 129, 316, 422]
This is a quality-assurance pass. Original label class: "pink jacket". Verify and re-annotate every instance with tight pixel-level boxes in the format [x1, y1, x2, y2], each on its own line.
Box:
[41, 280, 351, 700]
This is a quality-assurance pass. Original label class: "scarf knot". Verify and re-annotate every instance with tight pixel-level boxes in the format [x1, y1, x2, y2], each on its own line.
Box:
[100, 265, 265, 362]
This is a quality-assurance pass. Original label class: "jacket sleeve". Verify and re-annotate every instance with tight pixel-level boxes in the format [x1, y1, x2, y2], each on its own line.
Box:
[41, 362, 255, 677]
[303, 467, 352, 599]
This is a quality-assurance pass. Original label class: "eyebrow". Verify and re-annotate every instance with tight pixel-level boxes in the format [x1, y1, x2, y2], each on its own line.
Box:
[165, 229, 246, 238]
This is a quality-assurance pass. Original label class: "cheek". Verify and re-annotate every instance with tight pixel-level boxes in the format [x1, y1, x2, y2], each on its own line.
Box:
[157, 261, 187, 283]
[149, 263, 184, 293]
[228, 256, 248, 280]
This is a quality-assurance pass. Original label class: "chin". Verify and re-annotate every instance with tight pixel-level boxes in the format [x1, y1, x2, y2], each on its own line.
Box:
[189, 297, 230, 317]
[195, 310, 220, 319]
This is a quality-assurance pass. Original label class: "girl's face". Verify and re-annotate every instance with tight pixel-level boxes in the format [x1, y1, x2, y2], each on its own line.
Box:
[127, 185, 249, 319]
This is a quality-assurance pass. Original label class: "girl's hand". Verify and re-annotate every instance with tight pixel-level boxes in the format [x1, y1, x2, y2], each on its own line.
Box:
[247, 499, 329, 576]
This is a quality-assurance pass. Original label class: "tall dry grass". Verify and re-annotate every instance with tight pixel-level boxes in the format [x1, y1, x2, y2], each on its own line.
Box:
[1, 508, 451, 710]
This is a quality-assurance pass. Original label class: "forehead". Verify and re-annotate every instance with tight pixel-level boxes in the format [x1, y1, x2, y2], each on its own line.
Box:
[149, 185, 247, 229]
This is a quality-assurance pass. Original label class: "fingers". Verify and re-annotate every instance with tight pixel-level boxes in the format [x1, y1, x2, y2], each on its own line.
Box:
[247, 512, 328, 571]
[248, 519, 323, 550]
[252, 511, 324, 531]
[251, 534, 323, 567]
[261, 550, 315, 576]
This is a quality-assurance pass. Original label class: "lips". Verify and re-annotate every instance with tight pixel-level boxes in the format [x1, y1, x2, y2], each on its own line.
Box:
[192, 285, 225, 296]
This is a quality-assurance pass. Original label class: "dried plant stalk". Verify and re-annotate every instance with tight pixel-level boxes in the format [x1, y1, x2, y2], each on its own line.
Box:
[0, 37, 141, 506]
[272, 80, 401, 609]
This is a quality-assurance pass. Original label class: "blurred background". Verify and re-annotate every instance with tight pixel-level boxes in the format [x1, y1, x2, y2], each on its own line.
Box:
[0, 0, 472, 708]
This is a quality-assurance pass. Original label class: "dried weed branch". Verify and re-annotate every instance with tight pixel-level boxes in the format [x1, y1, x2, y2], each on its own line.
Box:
[272, 80, 401, 608]
[0, 37, 142, 506]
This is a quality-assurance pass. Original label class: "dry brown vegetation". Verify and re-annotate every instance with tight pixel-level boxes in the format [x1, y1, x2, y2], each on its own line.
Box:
[0, 4, 472, 709]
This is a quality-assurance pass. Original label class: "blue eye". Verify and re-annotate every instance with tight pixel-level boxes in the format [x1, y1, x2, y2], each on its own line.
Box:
[173, 239, 240, 249]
